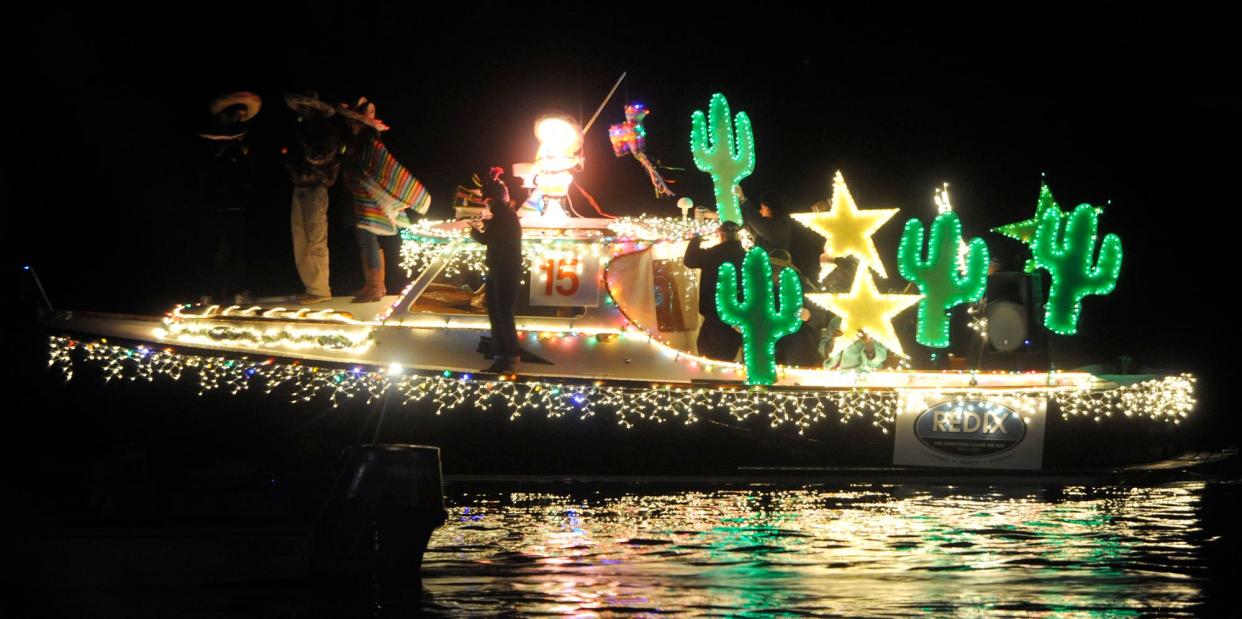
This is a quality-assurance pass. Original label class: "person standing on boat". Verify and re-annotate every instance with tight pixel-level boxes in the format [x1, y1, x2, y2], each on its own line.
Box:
[684, 221, 746, 361]
[195, 92, 261, 305]
[283, 93, 340, 305]
[735, 185, 792, 254]
[338, 97, 431, 303]
[769, 249, 830, 367]
[468, 168, 523, 374]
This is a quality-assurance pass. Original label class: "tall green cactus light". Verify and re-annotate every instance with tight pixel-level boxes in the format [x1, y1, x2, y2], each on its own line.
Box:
[717, 247, 803, 385]
[898, 212, 990, 348]
[1031, 204, 1122, 335]
[690, 93, 754, 225]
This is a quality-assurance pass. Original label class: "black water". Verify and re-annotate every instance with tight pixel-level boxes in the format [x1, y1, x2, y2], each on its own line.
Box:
[19, 478, 1241, 617]
[419, 480, 1237, 617]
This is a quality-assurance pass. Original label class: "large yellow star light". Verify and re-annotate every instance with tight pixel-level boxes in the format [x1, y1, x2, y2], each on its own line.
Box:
[806, 269, 922, 357]
[791, 171, 900, 279]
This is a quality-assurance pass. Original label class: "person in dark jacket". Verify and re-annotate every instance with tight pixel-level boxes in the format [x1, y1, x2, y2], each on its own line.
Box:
[196, 92, 261, 305]
[768, 249, 831, 367]
[735, 185, 792, 253]
[469, 168, 523, 373]
[683, 221, 746, 361]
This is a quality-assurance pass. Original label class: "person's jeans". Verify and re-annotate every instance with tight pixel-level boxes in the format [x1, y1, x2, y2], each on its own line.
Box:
[355, 227, 383, 270]
[292, 186, 331, 296]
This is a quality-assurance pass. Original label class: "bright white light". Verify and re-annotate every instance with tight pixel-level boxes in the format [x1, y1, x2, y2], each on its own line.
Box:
[535, 116, 582, 154]
[388, 362, 403, 376]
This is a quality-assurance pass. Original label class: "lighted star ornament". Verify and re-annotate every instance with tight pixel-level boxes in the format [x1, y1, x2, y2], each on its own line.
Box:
[791, 171, 900, 278]
[993, 181, 1062, 244]
[806, 269, 922, 357]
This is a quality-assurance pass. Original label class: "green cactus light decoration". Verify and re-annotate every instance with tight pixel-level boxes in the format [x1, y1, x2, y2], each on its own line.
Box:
[1030, 204, 1122, 335]
[717, 248, 803, 385]
[690, 93, 755, 224]
[898, 212, 990, 348]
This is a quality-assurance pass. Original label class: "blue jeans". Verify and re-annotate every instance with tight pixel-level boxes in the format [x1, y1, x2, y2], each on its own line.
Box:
[355, 227, 384, 270]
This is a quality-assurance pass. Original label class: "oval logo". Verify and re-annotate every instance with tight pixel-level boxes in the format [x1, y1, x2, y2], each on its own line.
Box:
[913, 400, 1026, 457]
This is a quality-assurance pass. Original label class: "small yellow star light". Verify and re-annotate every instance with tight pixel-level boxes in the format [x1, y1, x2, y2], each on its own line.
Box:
[791, 171, 900, 278]
[806, 269, 922, 357]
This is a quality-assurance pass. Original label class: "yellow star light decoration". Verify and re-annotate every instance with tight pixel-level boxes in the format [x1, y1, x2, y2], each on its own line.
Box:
[791, 171, 900, 278]
[806, 269, 922, 357]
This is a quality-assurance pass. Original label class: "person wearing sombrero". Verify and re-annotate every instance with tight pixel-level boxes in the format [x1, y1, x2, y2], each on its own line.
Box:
[196, 91, 261, 305]
[283, 92, 340, 305]
[337, 97, 430, 303]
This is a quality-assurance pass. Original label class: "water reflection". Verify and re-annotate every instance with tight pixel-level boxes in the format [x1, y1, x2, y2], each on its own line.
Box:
[422, 483, 1207, 617]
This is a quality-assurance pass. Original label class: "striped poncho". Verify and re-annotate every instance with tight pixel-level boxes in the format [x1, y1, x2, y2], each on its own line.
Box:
[350, 136, 431, 235]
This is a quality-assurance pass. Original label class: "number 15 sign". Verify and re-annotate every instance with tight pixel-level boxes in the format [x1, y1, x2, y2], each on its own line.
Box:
[530, 254, 601, 307]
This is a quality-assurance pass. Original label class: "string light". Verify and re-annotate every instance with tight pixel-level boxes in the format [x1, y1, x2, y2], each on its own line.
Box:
[47, 336, 1196, 433]
[399, 217, 720, 281]
[716, 248, 803, 385]
[897, 211, 989, 348]
[689, 93, 754, 225]
[1030, 204, 1122, 335]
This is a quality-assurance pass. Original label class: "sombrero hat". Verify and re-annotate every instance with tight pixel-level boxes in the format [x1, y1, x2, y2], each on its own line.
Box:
[199, 91, 262, 140]
[284, 92, 336, 119]
[336, 96, 389, 132]
[208, 91, 261, 120]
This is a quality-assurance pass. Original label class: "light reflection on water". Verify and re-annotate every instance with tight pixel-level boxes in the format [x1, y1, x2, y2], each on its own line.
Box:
[421, 482, 1207, 617]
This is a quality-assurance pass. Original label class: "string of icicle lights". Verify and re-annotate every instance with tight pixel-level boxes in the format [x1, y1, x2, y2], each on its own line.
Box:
[47, 336, 1196, 433]
[399, 216, 723, 278]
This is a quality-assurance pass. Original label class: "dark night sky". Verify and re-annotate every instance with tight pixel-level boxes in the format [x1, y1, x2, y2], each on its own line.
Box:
[5, 4, 1238, 416]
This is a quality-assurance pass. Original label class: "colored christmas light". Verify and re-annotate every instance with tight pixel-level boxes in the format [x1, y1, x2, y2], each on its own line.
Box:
[897, 211, 990, 348]
[47, 336, 1197, 433]
[791, 171, 899, 279]
[716, 248, 803, 385]
[690, 93, 754, 224]
[1030, 204, 1122, 335]
[805, 269, 922, 357]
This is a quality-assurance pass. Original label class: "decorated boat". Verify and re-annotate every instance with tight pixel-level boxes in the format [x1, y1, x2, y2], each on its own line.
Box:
[39, 93, 1196, 472]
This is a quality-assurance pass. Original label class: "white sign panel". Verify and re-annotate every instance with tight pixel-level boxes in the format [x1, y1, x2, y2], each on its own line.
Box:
[893, 394, 1046, 470]
[529, 254, 600, 307]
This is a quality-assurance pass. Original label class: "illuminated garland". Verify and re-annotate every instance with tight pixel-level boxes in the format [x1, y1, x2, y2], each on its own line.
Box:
[603, 216, 720, 242]
[690, 93, 754, 224]
[717, 248, 803, 385]
[173, 305, 359, 323]
[1030, 204, 1122, 335]
[404, 216, 719, 243]
[897, 212, 990, 348]
[157, 322, 374, 353]
[400, 217, 720, 280]
[399, 237, 499, 279]
[48, 337, 1195, 433]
